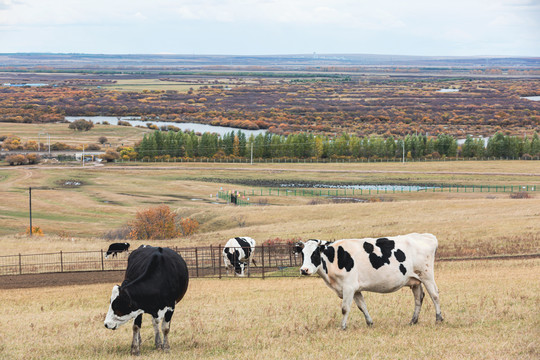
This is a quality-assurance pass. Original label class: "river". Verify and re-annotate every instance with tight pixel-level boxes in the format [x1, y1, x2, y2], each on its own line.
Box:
[65, 116, 267, 136]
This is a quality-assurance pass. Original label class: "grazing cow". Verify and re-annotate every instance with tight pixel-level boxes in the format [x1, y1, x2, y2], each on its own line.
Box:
[223, 237, 256, 276]
[104, 245, 189, 355]
[105, 242, 130, 259]
[294, 233, 443, 330]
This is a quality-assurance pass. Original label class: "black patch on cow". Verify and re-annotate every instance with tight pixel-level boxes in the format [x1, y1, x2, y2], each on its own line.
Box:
[363, 241, 374, 254]
[399, 264, 407, 275]
[324, 246, 335, 263]
[310, 248, 322, 268]
[134, 314, 143, 327]
[321, 258, 328, 274]
[364, 238, 395, 270]
[376, 238, 395, 258]
[164, 309, 174, 323]
[112, 288, 132, 317]
[394, 249, 406, 262]
[337, 246, 354, 271]
[235, 237, 252, 259]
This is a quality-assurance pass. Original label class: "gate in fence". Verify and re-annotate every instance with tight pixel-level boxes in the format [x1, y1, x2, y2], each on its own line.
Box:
[0, 244, 301, 279]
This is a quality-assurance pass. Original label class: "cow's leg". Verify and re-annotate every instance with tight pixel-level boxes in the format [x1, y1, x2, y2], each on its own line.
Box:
[422, 278, 443, 322]
[353, 292, 373, 326]
[131, 314, 143, 356]
[410, 284, 424, 325]
[162, 309, 174, 352]
[341, 287, 355, 330]
[152, 316, 162, 350]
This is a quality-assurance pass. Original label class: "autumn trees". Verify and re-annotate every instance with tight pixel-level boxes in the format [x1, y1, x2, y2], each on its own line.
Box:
[1, 78, 539, 138]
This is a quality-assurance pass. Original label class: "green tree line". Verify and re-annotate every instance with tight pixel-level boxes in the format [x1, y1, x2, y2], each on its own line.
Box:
[135, 130, 540, 161]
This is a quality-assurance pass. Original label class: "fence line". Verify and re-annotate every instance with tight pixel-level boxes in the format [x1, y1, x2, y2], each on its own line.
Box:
[2, 245, 538, 279]
[0, 245, 301, 279]
[115, 156, 540, 164]
[219, 184, 539, 205]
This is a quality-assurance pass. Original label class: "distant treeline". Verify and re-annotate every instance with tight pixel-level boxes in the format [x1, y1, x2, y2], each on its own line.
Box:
[135, 131, 540, 161]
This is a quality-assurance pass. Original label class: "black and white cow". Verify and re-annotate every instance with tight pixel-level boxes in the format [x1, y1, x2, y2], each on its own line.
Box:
[294, 233, 443, 330]
[105, 242, 130, 259]
[104, 245, 189, 355]
[222, 237, 256, 276]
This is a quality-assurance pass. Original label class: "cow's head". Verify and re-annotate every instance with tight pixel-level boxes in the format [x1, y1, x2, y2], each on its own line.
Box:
[104, 285, 143, 330]
[294, 239, 327, 276]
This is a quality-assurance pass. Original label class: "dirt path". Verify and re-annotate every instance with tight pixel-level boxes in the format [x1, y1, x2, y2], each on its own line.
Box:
[0, 270, 124, 289]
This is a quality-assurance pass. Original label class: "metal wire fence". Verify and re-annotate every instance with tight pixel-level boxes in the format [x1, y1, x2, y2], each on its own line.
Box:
[0, 245, 301, 279]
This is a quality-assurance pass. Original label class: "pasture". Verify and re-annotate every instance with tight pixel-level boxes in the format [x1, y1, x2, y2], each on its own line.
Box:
[0, 161, 538, 359]
[0, 122, 150, 148]
[0, 161, 539, 257]
[0, 259, 538, 359]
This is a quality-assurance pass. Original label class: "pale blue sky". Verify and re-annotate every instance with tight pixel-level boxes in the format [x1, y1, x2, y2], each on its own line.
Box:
[0, 0, 538, 56]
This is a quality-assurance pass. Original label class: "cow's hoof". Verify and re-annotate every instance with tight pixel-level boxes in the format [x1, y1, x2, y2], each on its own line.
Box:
[436, 314, 444, 323]
[131, 349, 140, 356]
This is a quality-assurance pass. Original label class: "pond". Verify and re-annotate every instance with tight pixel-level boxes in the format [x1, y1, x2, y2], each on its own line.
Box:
[521, 96, 540, 101]
[65, 116, 267, 136]
[437, 89, 459, 93]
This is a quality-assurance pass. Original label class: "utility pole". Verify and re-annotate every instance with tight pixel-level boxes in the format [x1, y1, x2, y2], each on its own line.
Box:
[402, 138, 405, 164]
[82, 144, 85, 167]
[250, 142, 253, 165]
[29, 187, 32, 236]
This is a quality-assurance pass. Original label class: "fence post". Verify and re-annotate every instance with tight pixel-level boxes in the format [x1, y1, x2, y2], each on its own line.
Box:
[60, 251, 63, 273]
[261, 244, 265, 279]
[218, 245, 222, 279]
[19, 253, 22, 275]
[195, 248, 199, 278]
[211, 245, 215, 275]
[101, 250, 105, 271]
[289, 244, 293, 267]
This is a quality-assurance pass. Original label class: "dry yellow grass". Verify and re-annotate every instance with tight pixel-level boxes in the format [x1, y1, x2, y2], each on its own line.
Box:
[0, 162, 539, 257]
[0, 122, 149, 148]
[0, 259, 538, 359]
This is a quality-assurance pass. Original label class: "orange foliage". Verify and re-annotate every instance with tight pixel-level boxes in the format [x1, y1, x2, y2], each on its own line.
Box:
[128, 205, 199, 240]
[129, 205, 179, 240]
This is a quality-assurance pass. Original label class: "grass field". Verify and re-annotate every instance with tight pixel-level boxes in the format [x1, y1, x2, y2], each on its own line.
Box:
[103, 79, 208, 92]
[0, 259, 538, 359]
[0, 122, 150, 148]
[0, 161, 539, 258]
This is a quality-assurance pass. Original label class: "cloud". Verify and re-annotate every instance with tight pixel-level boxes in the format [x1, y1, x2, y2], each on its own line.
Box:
[0, 0, 538, 55]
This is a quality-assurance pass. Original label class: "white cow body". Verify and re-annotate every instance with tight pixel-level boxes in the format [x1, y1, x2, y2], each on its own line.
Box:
[295, 233, 443, 329]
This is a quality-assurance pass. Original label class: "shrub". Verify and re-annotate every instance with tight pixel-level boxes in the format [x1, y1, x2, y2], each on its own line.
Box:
[103, 225, 132, 240]
[510, 192, 532, 199]
[98, 136, 108, 144]
[6, 154, 27, 165]
[25, 226, 44, 236]
[26, 153, 41, 164]
[2, 135, 23, 150]
[178, 218, 199, 236]
[117, 120, 132, 126]
[100, 149, 120, 162]
[68, 119, 94, 131]
[85, 143, 101, 151]
[129, 205, 180, 240]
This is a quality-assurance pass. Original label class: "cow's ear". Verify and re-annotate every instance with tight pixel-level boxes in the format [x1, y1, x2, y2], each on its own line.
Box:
[293, 242, 304, 254]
